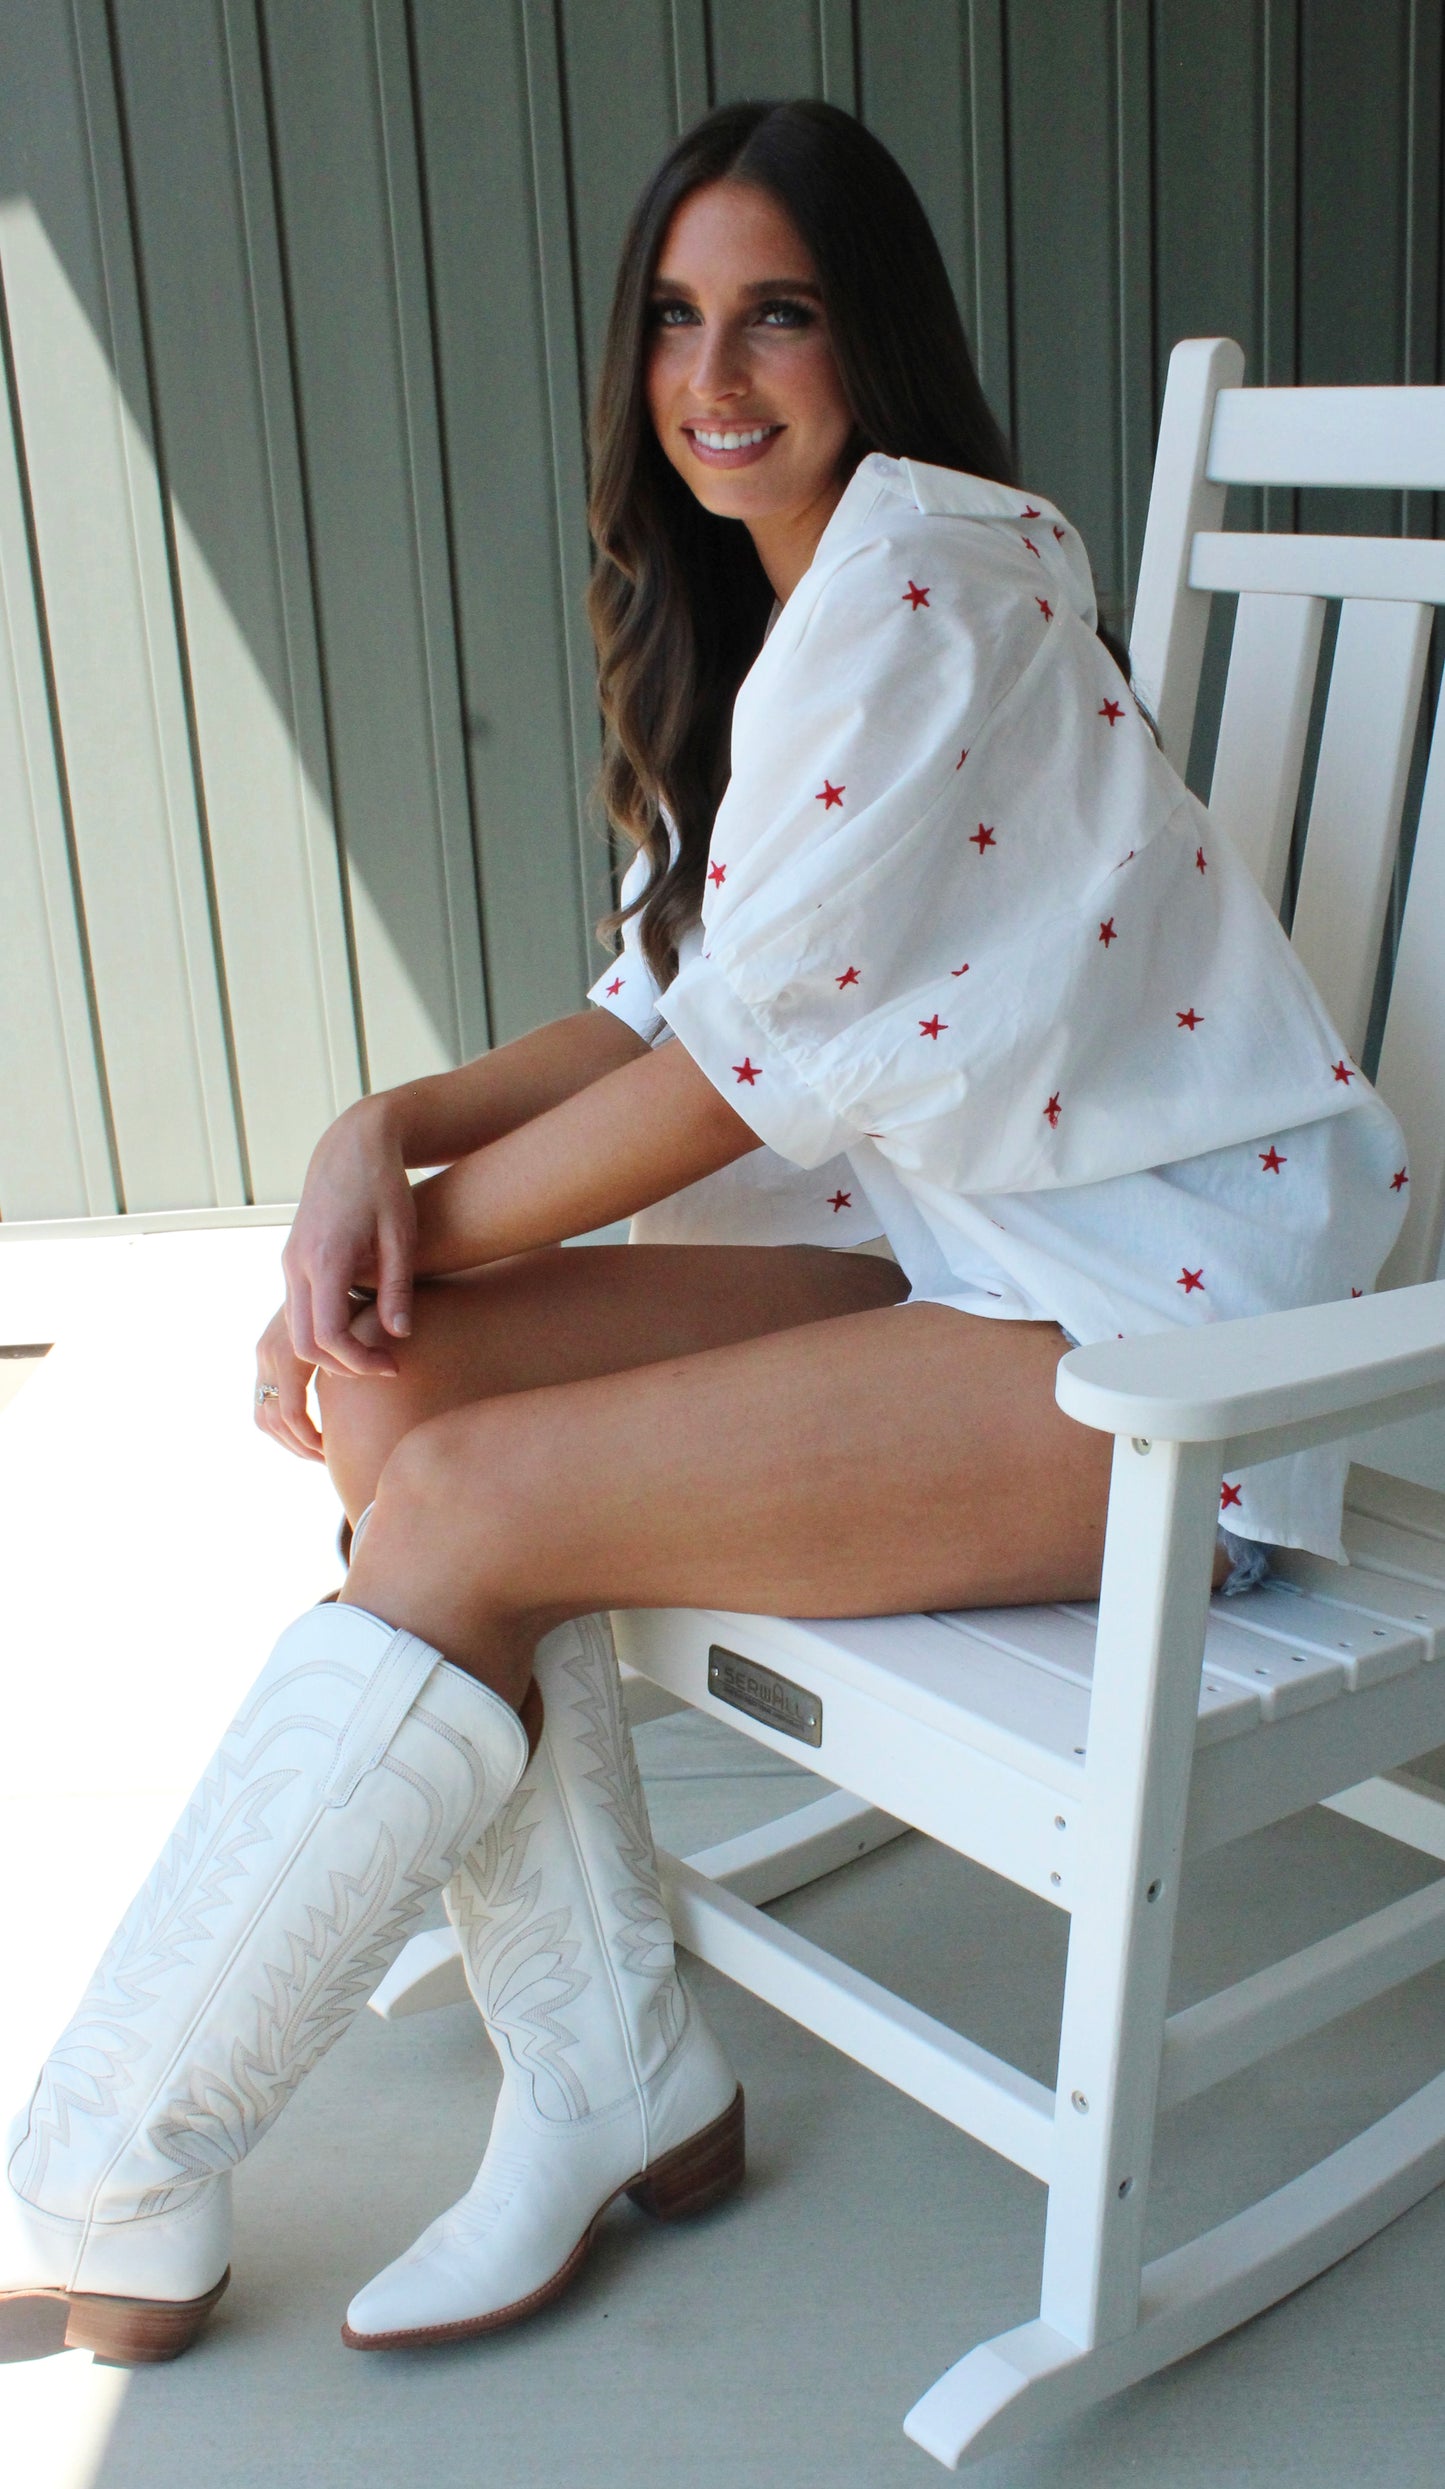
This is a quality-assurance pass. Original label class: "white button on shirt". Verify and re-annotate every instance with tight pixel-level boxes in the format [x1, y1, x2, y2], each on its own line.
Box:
[590, 453, 1407, 1559]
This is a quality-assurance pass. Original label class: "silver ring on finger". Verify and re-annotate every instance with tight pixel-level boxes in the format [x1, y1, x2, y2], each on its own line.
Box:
[255, 1382, 280, 1407]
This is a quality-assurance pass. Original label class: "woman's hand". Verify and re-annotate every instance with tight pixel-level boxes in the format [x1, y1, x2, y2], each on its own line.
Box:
[253, 1304, 324, 1461]
[281, 1097, 419, 1379]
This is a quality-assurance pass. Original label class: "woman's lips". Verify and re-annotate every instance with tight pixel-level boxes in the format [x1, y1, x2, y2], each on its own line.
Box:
[684, 423, 783, 469]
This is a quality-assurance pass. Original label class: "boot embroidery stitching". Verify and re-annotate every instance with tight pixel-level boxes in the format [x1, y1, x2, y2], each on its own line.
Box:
[562, 1630, 686, 2059]
[14, 1760, 296, 2202]
[449, 1789, 593, 2119]
[139, 1822, 432, 2204]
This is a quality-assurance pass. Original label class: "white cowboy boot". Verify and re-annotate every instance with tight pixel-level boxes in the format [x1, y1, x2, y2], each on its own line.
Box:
[342, 1610, 742, 2348]
[2, 1600, 531, 2362]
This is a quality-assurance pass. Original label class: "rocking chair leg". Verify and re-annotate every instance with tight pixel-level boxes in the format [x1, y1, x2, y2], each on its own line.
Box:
[905, 2064, 1445, 2467]
[1039, 1436, 1223, 2348]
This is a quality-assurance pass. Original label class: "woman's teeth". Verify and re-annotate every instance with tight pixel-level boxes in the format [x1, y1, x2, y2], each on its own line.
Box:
[693, 425, 774, 450]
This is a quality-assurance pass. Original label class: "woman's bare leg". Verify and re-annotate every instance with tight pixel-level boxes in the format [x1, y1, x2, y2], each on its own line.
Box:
[339, 1297, 1115, 1703]
[317, 1242, 909, 1522]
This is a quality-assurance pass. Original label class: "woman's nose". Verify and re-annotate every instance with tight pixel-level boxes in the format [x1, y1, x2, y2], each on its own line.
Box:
[685, 322, 750, 404]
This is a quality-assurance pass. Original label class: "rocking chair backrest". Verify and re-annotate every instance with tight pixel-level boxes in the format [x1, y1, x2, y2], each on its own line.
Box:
[1128, 337, 1445, 1290]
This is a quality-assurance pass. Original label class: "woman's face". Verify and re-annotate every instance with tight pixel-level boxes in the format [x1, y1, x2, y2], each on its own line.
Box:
[645, 179, 856, 598]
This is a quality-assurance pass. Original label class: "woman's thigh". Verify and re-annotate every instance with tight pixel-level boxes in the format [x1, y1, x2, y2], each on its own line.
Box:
[318, 1242, 910, 1519]
[346, 1300, 1115, 1669]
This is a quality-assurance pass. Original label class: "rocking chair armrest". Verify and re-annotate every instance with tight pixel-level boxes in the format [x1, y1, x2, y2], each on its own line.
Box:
[1056, 1279, 1445, 1465]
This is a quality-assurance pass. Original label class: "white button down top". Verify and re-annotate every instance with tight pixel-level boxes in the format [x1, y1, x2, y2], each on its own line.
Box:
[590, 453, 1407, 1558]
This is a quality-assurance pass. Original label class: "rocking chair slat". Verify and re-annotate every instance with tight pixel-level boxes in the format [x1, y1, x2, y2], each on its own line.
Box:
[1272, 1545, 1445, 1652]
[1289, 598, 1434, 1057]
[1199, 1579, 1427, 1690]
[1207, 591, 1324, 910]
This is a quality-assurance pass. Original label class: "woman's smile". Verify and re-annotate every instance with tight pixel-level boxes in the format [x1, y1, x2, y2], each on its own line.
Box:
[684, 419, 784, 466]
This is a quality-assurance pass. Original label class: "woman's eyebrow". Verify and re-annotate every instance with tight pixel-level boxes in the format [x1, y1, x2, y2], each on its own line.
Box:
[649, 275, 823, 299]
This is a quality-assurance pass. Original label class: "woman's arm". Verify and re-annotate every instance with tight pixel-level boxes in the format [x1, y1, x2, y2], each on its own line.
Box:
[412, 1036, 760, 1275]
[280, 1007, 649, 1380]
[381, 1006, 648, 1165]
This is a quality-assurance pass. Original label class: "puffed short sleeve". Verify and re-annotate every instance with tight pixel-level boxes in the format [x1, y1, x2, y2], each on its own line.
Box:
[660, 505, 1358, 1195]
[587, 845, 667, 1043]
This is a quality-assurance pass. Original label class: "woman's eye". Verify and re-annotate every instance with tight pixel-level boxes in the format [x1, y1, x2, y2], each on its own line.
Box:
[649, 300, 697, 328]
[757, 299, 816, 329]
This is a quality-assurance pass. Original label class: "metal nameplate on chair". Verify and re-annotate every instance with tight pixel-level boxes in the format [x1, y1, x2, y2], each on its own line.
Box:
[708, 1646, 823, 1747]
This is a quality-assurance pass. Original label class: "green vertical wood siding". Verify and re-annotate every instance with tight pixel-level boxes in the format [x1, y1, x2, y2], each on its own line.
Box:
[1, 0, 1441, 1219]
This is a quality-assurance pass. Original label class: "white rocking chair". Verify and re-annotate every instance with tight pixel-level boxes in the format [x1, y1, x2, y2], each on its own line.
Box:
[375, 339, 1445, 2468]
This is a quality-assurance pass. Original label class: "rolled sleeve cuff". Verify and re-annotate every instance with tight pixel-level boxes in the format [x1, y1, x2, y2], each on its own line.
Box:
[659, 952, 856, 1169]
[587, 960, 665, 1045]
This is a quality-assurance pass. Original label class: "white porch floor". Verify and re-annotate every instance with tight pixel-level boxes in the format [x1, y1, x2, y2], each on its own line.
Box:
[5, 1226, 1445, 2487]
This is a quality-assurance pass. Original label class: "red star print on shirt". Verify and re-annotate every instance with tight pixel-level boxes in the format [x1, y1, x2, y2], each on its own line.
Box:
[708, 861, 726, 887]
[1177, 1008, 1202, 1030]
[1022, 538, 1041, 559]
[1020, 505, 1041, 520]
[1044, 1093, 1061, 1127]
[970, 822, 996, 853]
[1099, 918, 1117, 946]
[817, 780, 844, 810]
[605, 976, 623, 996]
[733, 1058, 760, 1086]
[1259, 1146, 1286, 1173]
[835, 965, 861, 989]
[1392, 1168, 1410, 1191]
[1178, 1267, 1205, 1294]
[1036, 597, 1053, 620]
[1053, 524, 1066, 541]
[1220, 1481, 1243, 1511]
[1099, 699, 1123, 725]
[1333, 1060, 1355, 1085]
[951, 962, 970, 976]
[903, 580, 930, 609]
[1195, 846, 1208, 874]
[919, 1015, 947, 1040]
[828, 1190, 852, 1213]
[955, 747, 968, 769]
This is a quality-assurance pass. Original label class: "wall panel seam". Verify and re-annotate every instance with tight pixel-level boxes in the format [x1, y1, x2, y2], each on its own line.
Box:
[219, 0, 363, 1120]
[74, 0, 245, 1202]
[105, 0, 254, 1201]
[254, 0, 370, 1093]
[369, 0, 487, 1063]
[521, 0, 610, 985]
[402, 0, 496, 1049]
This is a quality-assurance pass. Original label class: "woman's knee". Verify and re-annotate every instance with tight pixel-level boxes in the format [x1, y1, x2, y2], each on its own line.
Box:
[365, 1402, 558, 1599]
[317, 1361, 431, 1518]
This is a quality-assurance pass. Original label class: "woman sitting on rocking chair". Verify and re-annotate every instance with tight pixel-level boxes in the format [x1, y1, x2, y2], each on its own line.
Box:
[3, 99, 1407, 2364]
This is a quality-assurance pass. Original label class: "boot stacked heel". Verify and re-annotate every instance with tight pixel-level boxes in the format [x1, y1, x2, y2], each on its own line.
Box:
[627, 2088, 745, 2222]
[59, 2268, 231, 2363]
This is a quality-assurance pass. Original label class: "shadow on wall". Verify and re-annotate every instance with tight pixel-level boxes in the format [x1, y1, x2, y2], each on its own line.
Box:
[0, 0, 1439, 1223]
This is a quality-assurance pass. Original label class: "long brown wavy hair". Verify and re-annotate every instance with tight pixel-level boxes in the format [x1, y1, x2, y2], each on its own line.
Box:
[587, 99, 1017, 988]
